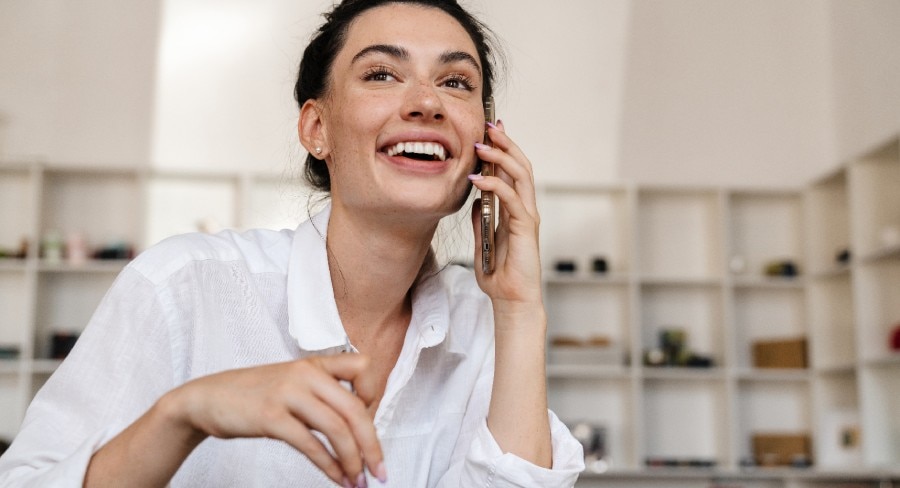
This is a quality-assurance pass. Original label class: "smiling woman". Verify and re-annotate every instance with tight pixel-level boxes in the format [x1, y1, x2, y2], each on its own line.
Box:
[0, 1, 584, 487]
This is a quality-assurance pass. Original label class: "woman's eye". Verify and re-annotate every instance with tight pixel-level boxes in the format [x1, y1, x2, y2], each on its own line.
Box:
[363, 67, 398, 82]
[443, 75, 475, 91]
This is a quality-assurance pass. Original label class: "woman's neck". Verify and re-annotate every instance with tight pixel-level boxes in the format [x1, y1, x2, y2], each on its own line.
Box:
[325, 202, 438, 348]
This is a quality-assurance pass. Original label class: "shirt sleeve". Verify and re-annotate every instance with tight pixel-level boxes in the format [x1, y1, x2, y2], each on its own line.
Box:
[457, 411, 585, 487]
[0, 266, 177, 487]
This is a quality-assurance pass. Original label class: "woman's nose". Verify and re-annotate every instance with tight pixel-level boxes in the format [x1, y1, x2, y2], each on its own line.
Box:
[402, 82, 445, 122]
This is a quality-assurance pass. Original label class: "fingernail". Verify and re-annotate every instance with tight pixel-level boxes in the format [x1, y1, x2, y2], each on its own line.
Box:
[357, 472, 368, 488]
[468, 174, 484, 181]
[497, 119, 504, 128]
[474, 142, 491, 151]
[486, 121, 498, 130]
[375, 462, 388, 483]
[342, 476, 353, 488]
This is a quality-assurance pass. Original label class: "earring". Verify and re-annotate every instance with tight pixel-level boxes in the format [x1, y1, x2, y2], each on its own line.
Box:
[315, 147, 322, 155]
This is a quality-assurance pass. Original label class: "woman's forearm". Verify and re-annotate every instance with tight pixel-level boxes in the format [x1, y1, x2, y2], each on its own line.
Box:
[486, 302, 552, 468]
[84, 390, 206, 487]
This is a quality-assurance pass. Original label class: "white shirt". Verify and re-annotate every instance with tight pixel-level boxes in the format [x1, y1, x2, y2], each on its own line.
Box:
[0, 204, 583, 487]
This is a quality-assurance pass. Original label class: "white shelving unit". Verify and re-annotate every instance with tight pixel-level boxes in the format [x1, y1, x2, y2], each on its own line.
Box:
[1, 136, 899, 487]
[0, 162, 309, 444]
[539, 134, 900, 487]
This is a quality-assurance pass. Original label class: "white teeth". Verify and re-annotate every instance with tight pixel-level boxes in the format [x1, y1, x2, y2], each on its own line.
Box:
[385, 141, 448, 161]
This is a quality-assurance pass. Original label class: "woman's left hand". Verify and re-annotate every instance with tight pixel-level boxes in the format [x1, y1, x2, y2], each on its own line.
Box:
[469, 120, 543, 316]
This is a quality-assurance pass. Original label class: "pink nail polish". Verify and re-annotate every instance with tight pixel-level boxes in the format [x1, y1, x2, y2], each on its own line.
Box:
[474, 142, 491, 151]
[486, 121, 498, 130]
[468, 174, 484, 181]
[357, 472, 368, 488]
[375, 462, 388, 483]
[342, 476, 353, 488]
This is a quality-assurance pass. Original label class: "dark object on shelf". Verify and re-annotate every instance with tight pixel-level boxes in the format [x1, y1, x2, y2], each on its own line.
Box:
[752, 433, 811, 467]
[645, 457, 717, 468]
[685, 354, 714, 368]
[752, 337, 808, 369]
[570, 422, 607, 463]
[51, 332, 79, 359]
[554, 259, 577, 273]
[0, 345, 21, 359]
[836, 248, 851, 265]
[660, 328, 687, 366]
[0, 237, 28, 259]
[890, 323, 900, 351]
[92, 242, 134, 260]
[591, 256, 608, 274]
[764, 260, 799, 277]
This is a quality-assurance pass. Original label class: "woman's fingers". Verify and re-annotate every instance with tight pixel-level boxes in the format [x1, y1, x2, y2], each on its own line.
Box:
[263, 413, 348, 485]
[475, 132, 538, 215]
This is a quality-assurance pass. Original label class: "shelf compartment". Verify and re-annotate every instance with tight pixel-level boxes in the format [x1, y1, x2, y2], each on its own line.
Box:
[636, 188, 723, 279]
[733, 287, 807, 370]
[40, 169, 142, 258]
[848, 138, 900, 259]
[805, 170, 851, 275]
[727, 191, 804, 281]
[807, 277, 857, 370]
[735, 380, 813, 466]
[546, 281, 632, 364]
[639, 284, 726, 367]
[0, 165, 35, 255]
[813, 371, 863, 469]
[539, 185, 633, 276]
[144, 174, 237, 247]
[549, 377, 636, 470]
[241, 173, 311, 232]
[0, 375, 23, 440]
[859, 365, 900, 467]
[33, 273, 115, 360]
[0, 273, 30, 352]
[641, 379, 728, 466]
[854, 258, 900, 362]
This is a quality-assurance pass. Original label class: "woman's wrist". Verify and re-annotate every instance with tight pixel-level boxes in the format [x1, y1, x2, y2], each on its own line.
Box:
[155, 387, 209, 448]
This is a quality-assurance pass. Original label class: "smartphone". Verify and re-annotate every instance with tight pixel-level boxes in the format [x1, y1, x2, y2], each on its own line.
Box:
[480, 96, 496, 274]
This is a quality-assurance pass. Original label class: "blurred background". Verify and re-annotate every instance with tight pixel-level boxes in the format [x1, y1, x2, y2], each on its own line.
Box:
[2, 1, 900, 485]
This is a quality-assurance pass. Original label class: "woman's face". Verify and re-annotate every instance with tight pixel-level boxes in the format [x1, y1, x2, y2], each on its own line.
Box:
[317, 3, 485, 224]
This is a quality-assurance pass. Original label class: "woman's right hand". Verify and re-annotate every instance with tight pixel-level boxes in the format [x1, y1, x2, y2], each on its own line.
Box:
[163, 354, 385, 487]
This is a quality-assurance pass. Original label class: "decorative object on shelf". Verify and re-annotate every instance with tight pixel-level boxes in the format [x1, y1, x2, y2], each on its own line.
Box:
[65, 232, 89, 266]
[591, 256, 608, 274]
[835, 248, 851, 265]
[570, 422, 609, 473]
[752, 337, 808, 369]
[820, 409, 862, 467]
[548, 335, 621, 366]
[92, 241, 134, 260]
[0, 237, 28, 259]
[0, 344, 21, 359]
[645, 457, 716, 468]
[643, 327, 715, 368]
[881, 225, 900, 248]
[890, 322, 900, 352]
[50, 331, 79, 359]
[729, 255, 747, 274]
[764, 259, 799, 277]
[752, 433, 812, 467]
[553, 259, 577, 273]
[41, 229, 63, 264]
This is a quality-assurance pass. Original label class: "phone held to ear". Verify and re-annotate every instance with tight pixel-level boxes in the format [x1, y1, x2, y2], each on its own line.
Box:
[480, 96, 496, 274]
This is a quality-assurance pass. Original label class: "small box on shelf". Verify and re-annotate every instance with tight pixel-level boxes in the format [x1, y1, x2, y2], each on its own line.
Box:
[752, 338, 807, 369]
[751, 432, 812, 467]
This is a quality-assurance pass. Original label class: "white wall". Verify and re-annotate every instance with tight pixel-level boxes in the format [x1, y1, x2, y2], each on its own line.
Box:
[149, 0, 630, 184]
[827, 0, 900, 165]
[1, 1, 898, 186]
[618, 0, 836, 188]
[0, 0, 160, 166]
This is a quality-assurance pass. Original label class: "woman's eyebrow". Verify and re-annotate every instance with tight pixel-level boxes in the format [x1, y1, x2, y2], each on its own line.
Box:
[351, 44, 409, 65]
[439, 50, 481, 73]
[351, 44, 481, 73]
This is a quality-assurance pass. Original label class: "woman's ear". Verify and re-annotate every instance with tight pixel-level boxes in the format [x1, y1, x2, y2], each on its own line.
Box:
[298, 100, 328, 159]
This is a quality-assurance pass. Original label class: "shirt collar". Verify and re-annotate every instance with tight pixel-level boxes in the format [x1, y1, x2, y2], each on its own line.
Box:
[287, 203, 463, 355]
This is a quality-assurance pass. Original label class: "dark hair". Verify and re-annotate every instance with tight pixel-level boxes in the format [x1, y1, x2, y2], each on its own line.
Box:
[294, 0, 501, 192]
